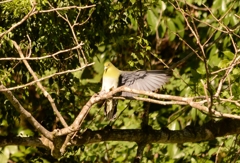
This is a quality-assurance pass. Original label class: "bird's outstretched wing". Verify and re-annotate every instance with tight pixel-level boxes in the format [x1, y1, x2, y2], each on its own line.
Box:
[119, 70, 170, 97]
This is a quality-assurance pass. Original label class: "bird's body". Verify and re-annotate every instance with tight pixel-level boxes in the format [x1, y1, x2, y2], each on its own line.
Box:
[101, 63, 121, 92]
[101, 62, 121, 119]
[101, 61, 170, 119]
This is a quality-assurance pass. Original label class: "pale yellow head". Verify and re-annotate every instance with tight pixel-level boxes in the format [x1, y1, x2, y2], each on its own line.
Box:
[103, 61, 121, 78]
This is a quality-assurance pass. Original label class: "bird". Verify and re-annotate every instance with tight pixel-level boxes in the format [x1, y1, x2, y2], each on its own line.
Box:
[101, 61, 170, 120]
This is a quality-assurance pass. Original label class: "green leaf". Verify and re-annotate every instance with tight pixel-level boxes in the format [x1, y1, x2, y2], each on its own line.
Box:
[223, 51, 234, 60]
[173, 15, 184, 38]
[197, 62, 206, 75]
[208, 47, 220, 67]
[130, 0, 136, 4]
[158, 0, 167, 11]
[218, 59, 229, 68]
[147, 10, 158, 33]
[168, 120, 180, 130]
[233, 68, 240, 75]
[191, 108, 197, 121]
[167, 19, 176, 41]
[0, 153, 8, 163]
[158, 21, 167, 38]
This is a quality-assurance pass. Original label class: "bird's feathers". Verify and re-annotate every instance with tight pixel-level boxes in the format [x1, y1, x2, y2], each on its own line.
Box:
[102, 61, 121, 119]
[104, 99, 118, 120]
[101, 61, 171, 119]
[119, 70, 170, 97]
[101, 76, 119, 92]
[103, 61, 121, 78]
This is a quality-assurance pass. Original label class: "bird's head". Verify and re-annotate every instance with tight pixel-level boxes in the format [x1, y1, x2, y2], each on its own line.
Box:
[104, 61, 113, 71]
[103, 61, 121, 77]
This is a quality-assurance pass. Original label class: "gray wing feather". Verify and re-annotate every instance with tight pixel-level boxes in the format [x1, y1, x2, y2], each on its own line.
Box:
[120, 70, 170, 97]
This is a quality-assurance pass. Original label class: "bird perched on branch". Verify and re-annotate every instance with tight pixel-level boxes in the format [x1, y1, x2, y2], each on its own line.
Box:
[101, 61, 170, 120]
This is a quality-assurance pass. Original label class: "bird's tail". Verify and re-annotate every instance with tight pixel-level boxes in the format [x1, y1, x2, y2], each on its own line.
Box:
[104, 99, 118, 120]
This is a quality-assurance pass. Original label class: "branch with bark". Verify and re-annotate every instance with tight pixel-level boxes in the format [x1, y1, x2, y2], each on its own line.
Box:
[2, 81, 240, 157]
[1, 118, 240, 153]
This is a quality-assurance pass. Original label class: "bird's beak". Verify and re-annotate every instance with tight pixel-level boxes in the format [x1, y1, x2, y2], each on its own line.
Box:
[104, 66, 108, 71]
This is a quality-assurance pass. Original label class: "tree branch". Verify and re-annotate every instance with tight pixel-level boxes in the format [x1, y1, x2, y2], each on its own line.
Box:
[0, 85, 53, 140]
[0, 62, 94, 92]
[0, 43, 84, 61]
[12, 40, 68, 128]
[72, 118, 240, 145]
[1, 118, 240, 153]
[0, 5, 36, 39]
[54, 86, 240, 137]
[0, 136, 46, 148]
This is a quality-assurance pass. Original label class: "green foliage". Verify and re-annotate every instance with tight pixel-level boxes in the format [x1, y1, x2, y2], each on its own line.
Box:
[2, 0, 31, 19]
[0, 0, 240, 162]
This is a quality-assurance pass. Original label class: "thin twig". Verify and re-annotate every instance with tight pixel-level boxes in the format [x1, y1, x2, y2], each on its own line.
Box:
[12, 40, 68, 128]
[31, 5, 96, 15]
[0, 43, 84, 61]
[0, 5, 36, 39]
[48, 2, 88, 65]
[0, 0, 12, 4]
[0, 85, 53, 140]
[0, 62, 94, 92]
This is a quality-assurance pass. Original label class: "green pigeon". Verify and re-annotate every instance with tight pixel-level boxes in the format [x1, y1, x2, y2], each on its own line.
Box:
[101, 61, 170, 119]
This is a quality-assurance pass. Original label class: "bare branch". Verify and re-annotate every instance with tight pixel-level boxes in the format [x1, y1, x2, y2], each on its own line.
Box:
[54, 86, 240, 137]
[173, 0, 214, 111]
[0, 6, 36, 39]
[71, 118, 240, 145]
[0, 3, 95, 41]
[26, 34, 32, 57]
[115, 96, 188, 105]
[0, 136, 46, 148]
[215, 55, 240, 97]
[134, 142, 146, 162]
[48, 2, 88, 65]
[0, 43, 84, 61]
[0, 0, 12, 4]
[31, 4, 96, 15]
[12, 40, 68, 128]
[1, 119, 240, 149]
[0, 85, 53, 140]
[0, 62, 94, 92]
